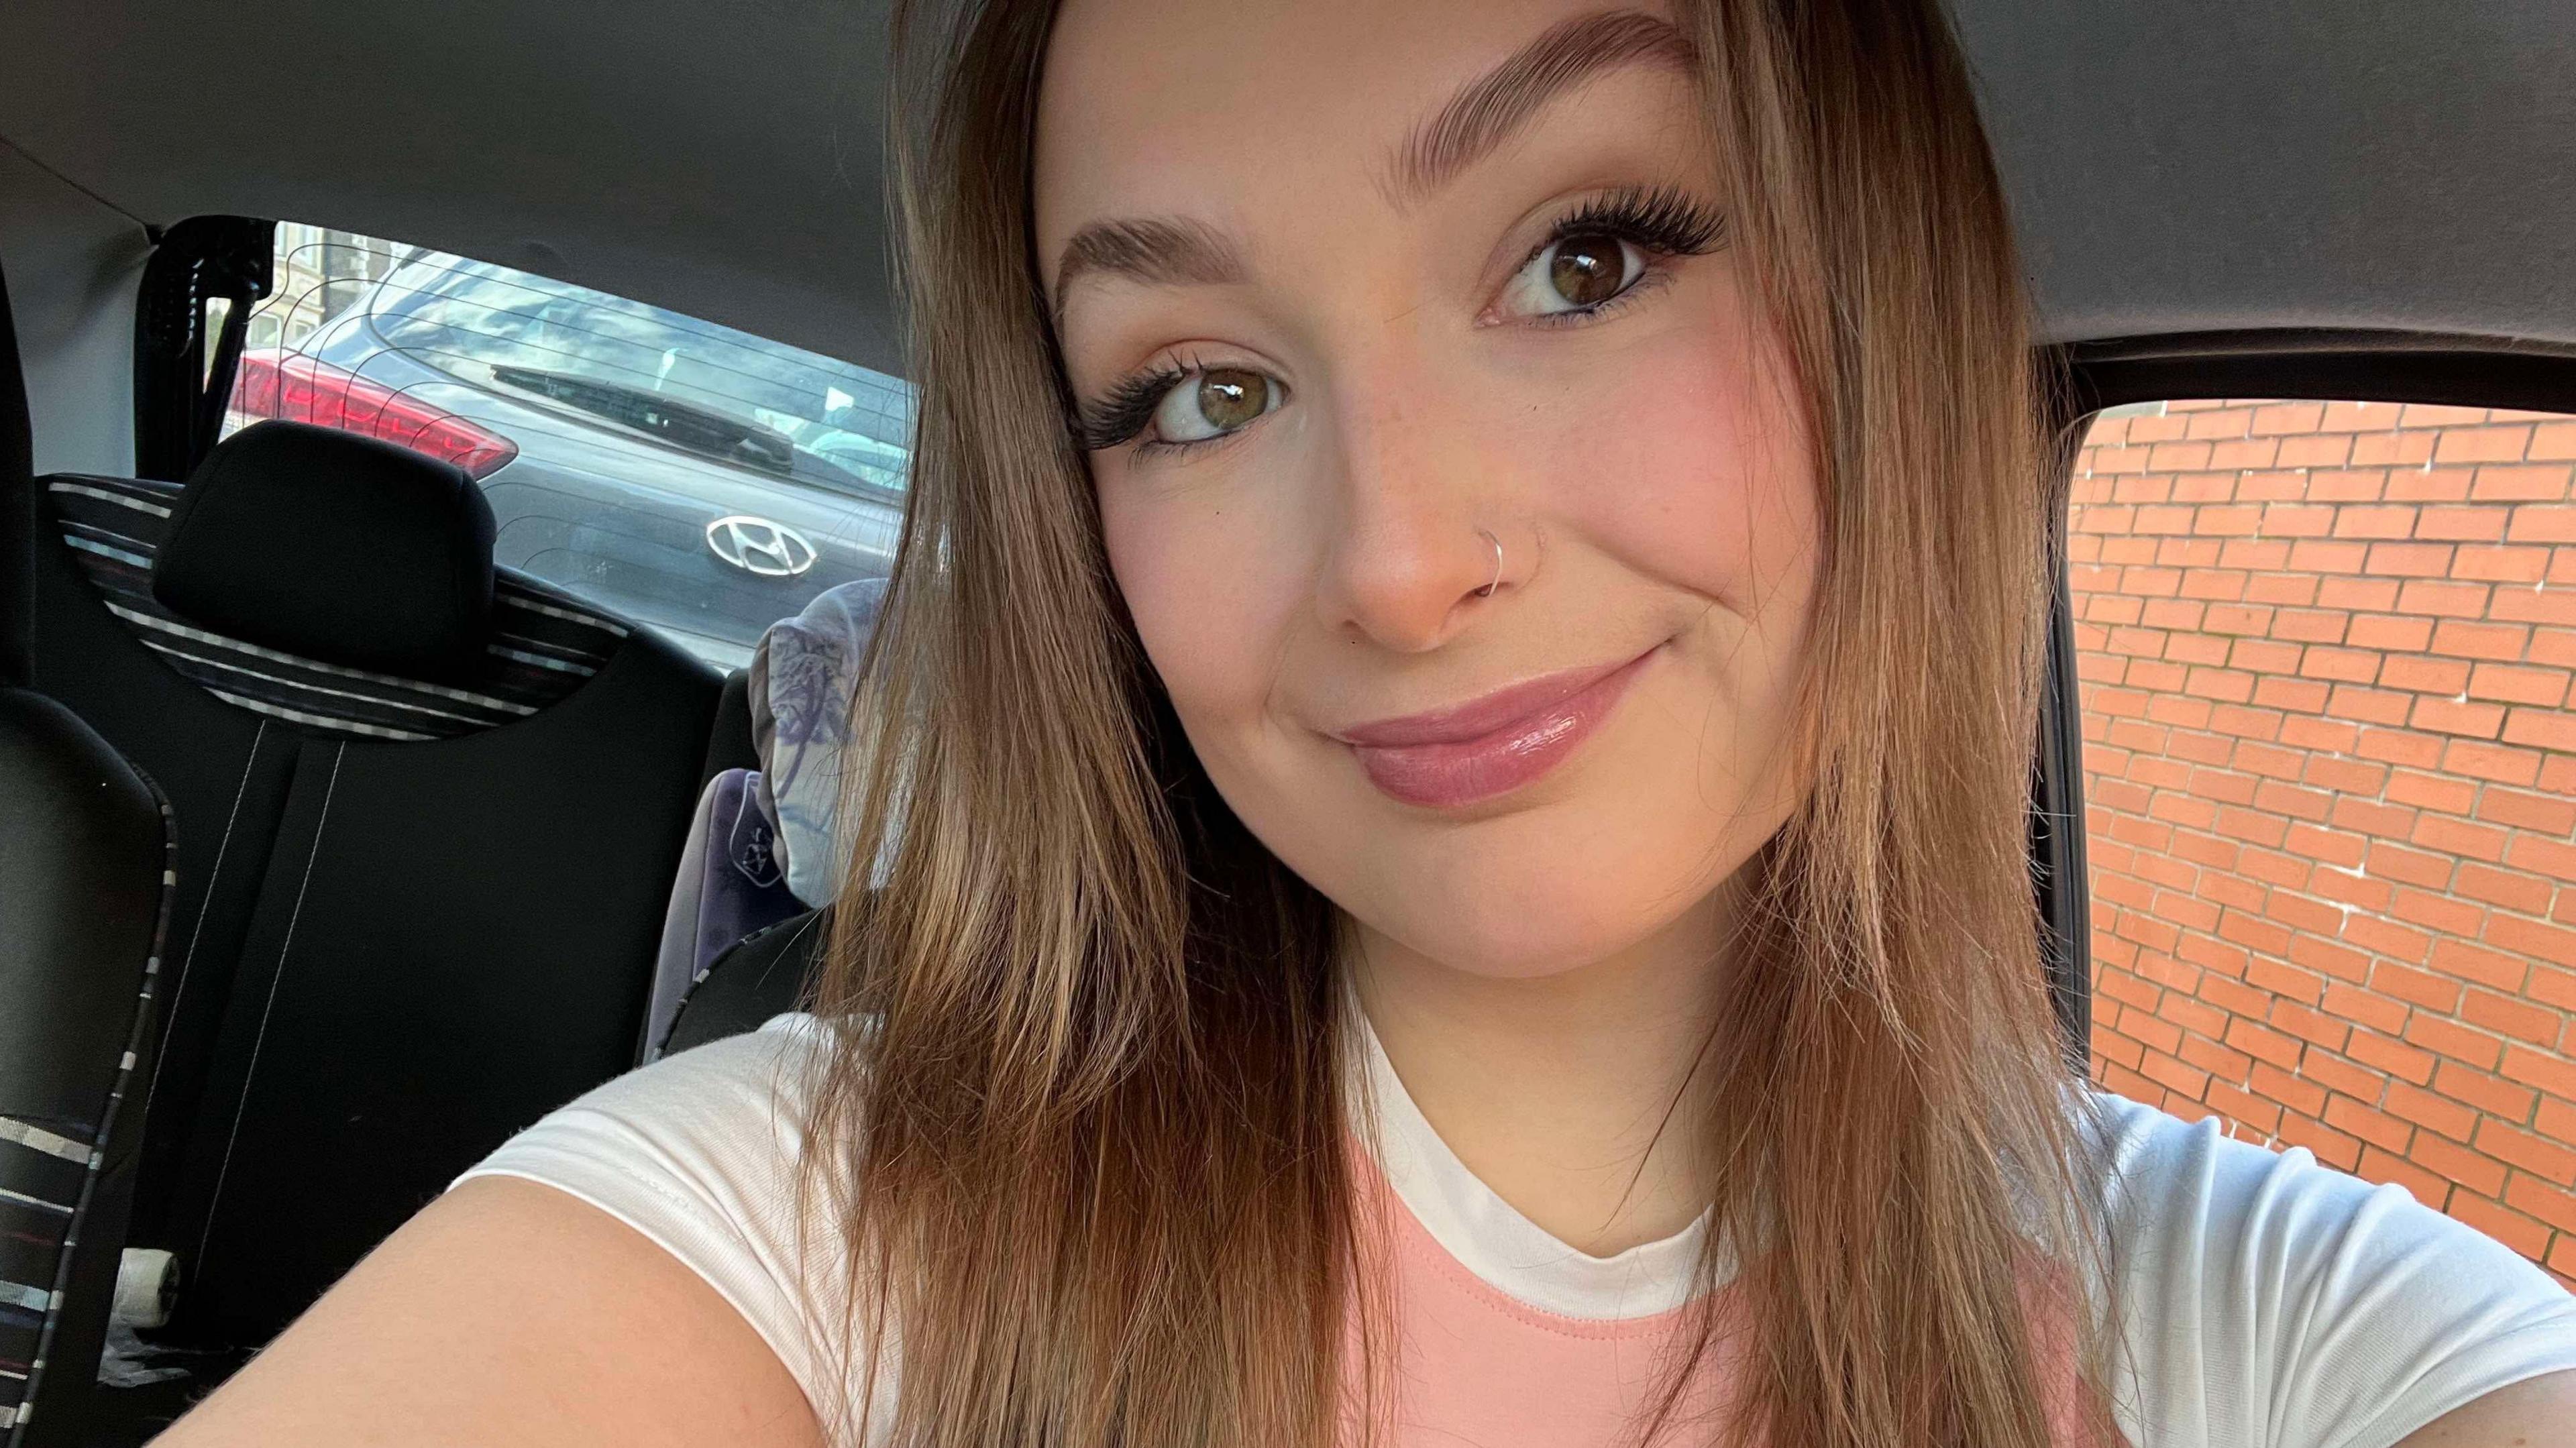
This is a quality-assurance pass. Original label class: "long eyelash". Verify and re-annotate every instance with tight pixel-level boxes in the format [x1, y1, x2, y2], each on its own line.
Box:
[1544, 184, 1727, 260]
[1076, 364, 1185, 451]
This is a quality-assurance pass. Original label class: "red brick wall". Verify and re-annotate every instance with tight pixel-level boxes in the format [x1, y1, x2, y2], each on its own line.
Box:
[2070, 399, 2576, 1288]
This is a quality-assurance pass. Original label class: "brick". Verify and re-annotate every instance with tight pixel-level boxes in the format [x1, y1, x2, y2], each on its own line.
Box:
[2469, 463, 2574, 501]
[2355, 1146, 2450, 1208]
[2365, 542, 2455, 577]
[2432, 620, 2533, 661]
[2318, 675, 2411, 721]
[2139, 1048, 2210, 1100]
[2275, 1111, 2363, 1171]
[2400, 404, 2490, 427]
[2271, 1000, 2353, 1052]
[2468, 663, 2571, 706]
[2282, 825, 2365, 872]
[2356, 430, 2439, 468]
[2501, 708, 2576, 753]
[2455, 862, 2557, 915]
[2323, 1096, 2414, 1154]
[2442, 739, 2545, 787]
[2407, 695, 2507, 739]
[2287, 927, 2359, 984]
[2363, 840, 2453, 891]
[2280, 436, 2359, 470]
[2224, 1016, 2304, 1071]
[2432, 1059, 2537, 1123]
[2534, 420, 2576, 459]
[2320, 982, 2408, 1035]
[2508, 504, 2576, 543]
[2302, 1048, 2387, 1102]
[2347, 614, 2434, 652]
[2279, 714, 2361, 755]
[2475, 1118, 2576, 1184]
[2430, 938, 2532, 993]
[2448, 1192, 2553, 1259]
[2345, 911, 2438, 965]
[2410, 812, 2508, 861]
[2355, 727, 2444, 768]
[2394, 579, 2491, 618]
[2203, 1078, 2284, 1135]
[2333, 504, 2418, 540]
[2502, 1176, 2576, 1235]
[2402, 1015, 2498, 1071]
[2461, 989, 2561, 1048]
[2436, 426, 2536, 464]
[2384, 1080, 2479, 1141]
[2379, 654, 2472, 695]
[2346, 1028, 2438, 1087]
[2477, 786, 2576, 835]
[2412, 1131, 2510, 1198]
[2180, 1034, 2255, 1083]
[2489, 914, 2576, 969]
[2452, 545, 2554, 584]
[2251, 1061, 2330, 1116]
[2311, 470, 2389, 504]
[2413, 506, 2509, 542]
[2534, 966, 2576, 1012]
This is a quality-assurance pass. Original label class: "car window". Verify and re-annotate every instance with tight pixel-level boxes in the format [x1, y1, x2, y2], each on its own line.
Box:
[2070, 398, 2576, 1288]
[225, 223, 914, 672]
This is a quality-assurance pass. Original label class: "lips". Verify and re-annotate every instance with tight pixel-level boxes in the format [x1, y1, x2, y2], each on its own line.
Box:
[1332, 645, 1661, 810]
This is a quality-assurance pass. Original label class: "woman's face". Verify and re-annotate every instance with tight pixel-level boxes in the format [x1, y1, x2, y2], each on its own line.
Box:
[1037, 0, 1821, 981]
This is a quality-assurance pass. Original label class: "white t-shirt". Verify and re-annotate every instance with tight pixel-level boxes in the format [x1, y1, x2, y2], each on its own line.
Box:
[449, 1013, 2576, 1446]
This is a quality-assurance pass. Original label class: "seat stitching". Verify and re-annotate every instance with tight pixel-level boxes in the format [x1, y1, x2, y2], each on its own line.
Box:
[144, 717, 270, 1103]
[193, 740, 346, 1271]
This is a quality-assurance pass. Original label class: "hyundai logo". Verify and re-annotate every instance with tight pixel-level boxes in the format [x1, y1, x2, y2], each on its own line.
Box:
[705, 515, 819, 577]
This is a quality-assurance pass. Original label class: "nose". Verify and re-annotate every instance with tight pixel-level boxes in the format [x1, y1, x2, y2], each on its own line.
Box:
[1311, 363, 1526, 653]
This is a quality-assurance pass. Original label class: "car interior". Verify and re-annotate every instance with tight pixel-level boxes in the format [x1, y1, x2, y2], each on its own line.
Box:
[4, 2, 2575, 1444]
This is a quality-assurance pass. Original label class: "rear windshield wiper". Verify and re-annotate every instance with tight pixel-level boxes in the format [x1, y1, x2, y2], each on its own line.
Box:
[489, 364, 798, 476]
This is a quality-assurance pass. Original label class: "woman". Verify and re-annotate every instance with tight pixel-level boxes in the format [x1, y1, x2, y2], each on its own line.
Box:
[158, 1, 2576, 1445]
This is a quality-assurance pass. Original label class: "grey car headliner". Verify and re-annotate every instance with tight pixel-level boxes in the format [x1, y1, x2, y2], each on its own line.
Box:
[3, 1, 2573, 377]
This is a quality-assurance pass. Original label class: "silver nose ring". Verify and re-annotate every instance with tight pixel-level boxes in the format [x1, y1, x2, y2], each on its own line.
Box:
[1475, 528, 1502, 598]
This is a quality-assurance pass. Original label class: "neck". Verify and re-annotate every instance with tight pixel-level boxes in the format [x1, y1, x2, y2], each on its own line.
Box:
[1349, 882, 1739, 1257]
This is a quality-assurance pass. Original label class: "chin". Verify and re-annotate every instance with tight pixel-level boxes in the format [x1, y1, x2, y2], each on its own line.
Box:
[1347, 827, 1734, 982]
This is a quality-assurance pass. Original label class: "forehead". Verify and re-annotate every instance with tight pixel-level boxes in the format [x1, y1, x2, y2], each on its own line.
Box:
[1034, 0, 1678, 249]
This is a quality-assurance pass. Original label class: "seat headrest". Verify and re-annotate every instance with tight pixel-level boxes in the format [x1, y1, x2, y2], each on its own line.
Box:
[153, 421, 498, 678]
[749, 577, 888, 906]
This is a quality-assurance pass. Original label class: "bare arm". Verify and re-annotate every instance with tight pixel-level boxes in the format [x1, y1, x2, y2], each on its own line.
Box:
[152, 1175, 824, 1447]
[2393, 1369, 2576, 1447]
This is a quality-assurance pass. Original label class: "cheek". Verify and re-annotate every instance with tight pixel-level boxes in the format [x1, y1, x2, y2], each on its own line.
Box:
[1094, 466, 1301, 743]
[1541, 324, 1821, 634]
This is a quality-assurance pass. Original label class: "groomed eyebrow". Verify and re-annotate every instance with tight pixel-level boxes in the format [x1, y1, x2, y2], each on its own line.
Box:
[1049, 10, 1694, 322]
[1385, 10, 1699, 208]
[1052, 216, 1248, 324]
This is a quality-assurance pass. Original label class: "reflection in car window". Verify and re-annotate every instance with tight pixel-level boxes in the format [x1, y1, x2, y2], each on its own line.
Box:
[226, 225, 914, 673]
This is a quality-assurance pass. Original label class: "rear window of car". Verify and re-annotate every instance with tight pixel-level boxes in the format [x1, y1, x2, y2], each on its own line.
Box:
[227, 224, 914, 671]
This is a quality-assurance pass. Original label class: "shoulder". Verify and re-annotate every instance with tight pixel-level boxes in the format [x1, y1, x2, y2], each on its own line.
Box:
[2081, 1090, 2576, 1448]
[450, 1013, 881, 1435]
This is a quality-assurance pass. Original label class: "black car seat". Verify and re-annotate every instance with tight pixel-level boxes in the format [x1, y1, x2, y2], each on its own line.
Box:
[0, 261, 178, 1447]
[25, 419, 722, 1359]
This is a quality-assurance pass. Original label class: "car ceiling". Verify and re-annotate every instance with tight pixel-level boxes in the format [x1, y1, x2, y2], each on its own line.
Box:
[4, 0, 2574, 378]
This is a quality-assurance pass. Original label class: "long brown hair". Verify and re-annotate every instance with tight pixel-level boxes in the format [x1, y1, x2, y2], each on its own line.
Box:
[797, 1, 2116, 1445]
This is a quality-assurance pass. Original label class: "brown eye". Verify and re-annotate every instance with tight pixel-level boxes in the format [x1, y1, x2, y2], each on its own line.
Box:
[1149, 366, 1283, 444]
[1198, 370, 1268, 430]
[1503, 230, 1647, 319]
[1549, 233, 1628, 307]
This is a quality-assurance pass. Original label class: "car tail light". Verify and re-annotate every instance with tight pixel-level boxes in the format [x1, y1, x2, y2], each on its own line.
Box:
[232, 349, 519, 480]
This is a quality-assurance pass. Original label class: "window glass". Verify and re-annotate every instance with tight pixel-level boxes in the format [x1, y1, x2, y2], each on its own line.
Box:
[2070, 398, 2576, 1287]
[225, 223, 913, 671]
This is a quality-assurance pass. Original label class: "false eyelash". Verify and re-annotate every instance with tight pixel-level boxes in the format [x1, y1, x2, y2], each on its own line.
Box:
[1536, 185, 1728, 266]
[1076, 362, 1187, 452]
